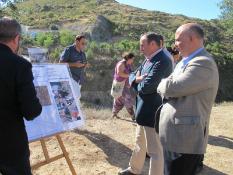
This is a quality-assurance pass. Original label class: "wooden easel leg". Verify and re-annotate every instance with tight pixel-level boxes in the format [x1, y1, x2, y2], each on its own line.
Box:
[32, 139, 52, 170]
[40, 139, 50, 161]
[31, 135, 77, 174]
[56, 135, 77, 175]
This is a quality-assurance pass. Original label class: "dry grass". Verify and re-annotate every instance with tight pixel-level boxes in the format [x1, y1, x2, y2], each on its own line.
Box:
[198, 102, 233, 175]
[30, 103, 233, 175]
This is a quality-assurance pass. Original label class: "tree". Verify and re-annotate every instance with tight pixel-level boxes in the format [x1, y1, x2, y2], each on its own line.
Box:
[219, 0, 233, 20]
[218, 0, 233, 43]
[0, 0, 21, 18]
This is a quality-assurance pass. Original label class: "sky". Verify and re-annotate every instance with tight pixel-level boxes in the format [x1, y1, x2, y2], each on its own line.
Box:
[116, 0, 222, 20]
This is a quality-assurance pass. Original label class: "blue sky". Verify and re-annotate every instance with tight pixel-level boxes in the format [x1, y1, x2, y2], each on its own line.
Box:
[116, 0, 222, 20]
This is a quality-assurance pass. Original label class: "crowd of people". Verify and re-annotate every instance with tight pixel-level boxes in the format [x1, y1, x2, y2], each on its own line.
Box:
[0, 16, 219, 175]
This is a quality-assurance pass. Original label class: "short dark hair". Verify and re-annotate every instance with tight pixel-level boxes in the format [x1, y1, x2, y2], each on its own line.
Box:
[122, 52, 135, 61]
[0, 17, 21, 42]
[75, 35, 85, 41]
[142, 32, 163, 46]
[167, 46, 179, 56]
[189, 24, 204, 39]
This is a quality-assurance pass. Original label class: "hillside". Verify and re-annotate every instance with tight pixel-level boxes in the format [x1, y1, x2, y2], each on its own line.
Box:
[13, 0, 223, 42]
[16, 0, 192, 28]
[4, 0, 233, 102]
[11, 0, 230, 54]
[11, 0, 231, 58]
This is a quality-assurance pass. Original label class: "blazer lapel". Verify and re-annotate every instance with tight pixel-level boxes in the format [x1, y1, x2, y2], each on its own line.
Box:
[141, 50, 162, 75]
[181, 49, 210, 72]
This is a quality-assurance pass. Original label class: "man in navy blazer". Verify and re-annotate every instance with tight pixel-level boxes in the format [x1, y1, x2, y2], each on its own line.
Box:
[0, 17, 42, 175]
[119, 32, 172, 175]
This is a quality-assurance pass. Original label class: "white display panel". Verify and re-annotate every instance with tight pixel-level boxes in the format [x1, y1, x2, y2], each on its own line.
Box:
[25, 64, 84, 141]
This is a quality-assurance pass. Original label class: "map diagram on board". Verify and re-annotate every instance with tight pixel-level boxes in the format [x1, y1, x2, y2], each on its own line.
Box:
[24, 64, 84, 142]
[50, 81, 81, 122]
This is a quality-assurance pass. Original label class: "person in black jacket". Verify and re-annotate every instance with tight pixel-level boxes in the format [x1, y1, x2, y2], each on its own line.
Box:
[0, 17, 42, 175]
[119, 33, 173, 175]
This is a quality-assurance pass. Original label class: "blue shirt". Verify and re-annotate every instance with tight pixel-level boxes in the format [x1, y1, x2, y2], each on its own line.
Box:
[182, 47, 204, 68]
[173, 47, 204, 75]
[60, 44, 87, 85]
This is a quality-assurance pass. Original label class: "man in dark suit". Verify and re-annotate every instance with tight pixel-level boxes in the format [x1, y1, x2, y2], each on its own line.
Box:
[0, 17, 42, 175]
[119, 32, 173, 175]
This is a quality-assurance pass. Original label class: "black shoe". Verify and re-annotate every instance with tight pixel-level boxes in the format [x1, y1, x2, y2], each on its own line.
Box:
[195, 162, 204, 174]
[118, 169, 136, 175]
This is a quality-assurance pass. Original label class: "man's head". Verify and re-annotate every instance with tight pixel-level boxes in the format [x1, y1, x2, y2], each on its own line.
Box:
[175, 23, 204, 57]
[75, 35, 86, 52]
[140, 32, 162, 57]
[0, 17, 22, 53]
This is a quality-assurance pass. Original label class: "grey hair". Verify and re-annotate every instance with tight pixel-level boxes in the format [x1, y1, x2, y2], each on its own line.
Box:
[0, 17, 22, 42]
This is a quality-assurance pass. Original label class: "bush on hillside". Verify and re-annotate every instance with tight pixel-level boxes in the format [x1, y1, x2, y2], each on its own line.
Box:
[59, 30, 75, 47]
[35, 32, 55, 47]
[49, 47, 63, 62]
[20, 32, 233, 102]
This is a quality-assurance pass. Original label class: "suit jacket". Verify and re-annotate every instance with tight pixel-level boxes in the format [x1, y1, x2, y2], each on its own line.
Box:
[129, 50, 172, 127]
[157, 49, 219, 154]
[0, 44, 42, 164]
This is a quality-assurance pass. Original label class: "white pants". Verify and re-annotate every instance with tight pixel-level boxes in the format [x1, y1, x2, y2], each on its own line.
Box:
[128, 125, 164, 175]
[71, 79, 81, 99]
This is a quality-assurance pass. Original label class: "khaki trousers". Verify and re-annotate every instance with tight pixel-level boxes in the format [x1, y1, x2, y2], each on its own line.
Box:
[128, 125, 164, 175]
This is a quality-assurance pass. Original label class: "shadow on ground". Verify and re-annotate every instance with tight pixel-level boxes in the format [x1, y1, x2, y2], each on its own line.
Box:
[198, 165, 228, 175]
[73, 132, 231, 175]
[209, 135, 233, 150]
[75, 129, 149, 174]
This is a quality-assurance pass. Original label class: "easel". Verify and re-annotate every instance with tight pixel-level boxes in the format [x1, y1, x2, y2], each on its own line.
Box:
[31, 134, 77, 175]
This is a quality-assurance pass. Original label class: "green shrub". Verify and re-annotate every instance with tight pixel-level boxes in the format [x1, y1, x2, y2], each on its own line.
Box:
[89, 41, 99, 53]
[35, 32, 47, 46]
[35, 32, 54, 47]
[43, 35, 54, 48]
[21, 34, 35, 46]
[59, 30, 75, 46]
[86, 48, 94, 59]
[49, 47, 63, 62]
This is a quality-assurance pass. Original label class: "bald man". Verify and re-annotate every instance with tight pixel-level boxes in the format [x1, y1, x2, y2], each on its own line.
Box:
[157, 23, 219, 175]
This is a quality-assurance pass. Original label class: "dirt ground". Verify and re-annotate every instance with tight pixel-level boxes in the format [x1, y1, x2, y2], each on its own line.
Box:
[30, 103, 233, 175]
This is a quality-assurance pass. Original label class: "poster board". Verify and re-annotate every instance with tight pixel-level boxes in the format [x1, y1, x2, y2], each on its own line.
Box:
[28, 47, 48, 63]
[25, 63, 84, 142]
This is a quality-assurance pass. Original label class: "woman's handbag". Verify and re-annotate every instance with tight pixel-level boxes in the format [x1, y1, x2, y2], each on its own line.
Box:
[110, 80, 125, 98]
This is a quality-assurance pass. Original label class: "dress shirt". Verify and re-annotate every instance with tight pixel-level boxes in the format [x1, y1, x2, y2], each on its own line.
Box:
[173, 47, 204, 76]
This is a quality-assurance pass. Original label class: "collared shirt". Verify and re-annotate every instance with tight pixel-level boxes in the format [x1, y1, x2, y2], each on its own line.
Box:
[146, 48, 163, 61]
[144, 48, 163, 67]
[60, 44, 87, 85]
[173, 47, 204, 76]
